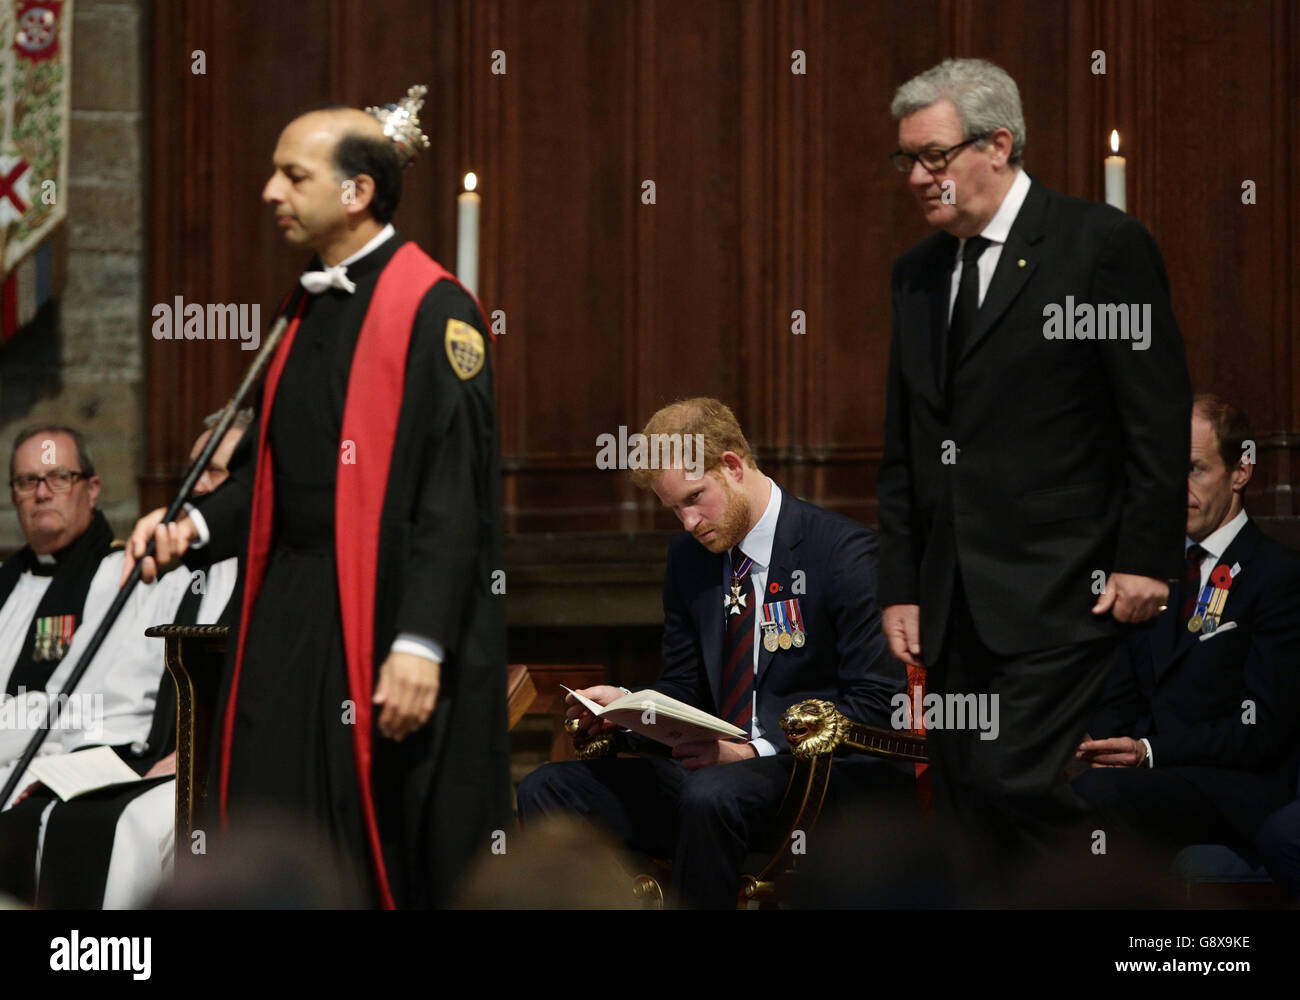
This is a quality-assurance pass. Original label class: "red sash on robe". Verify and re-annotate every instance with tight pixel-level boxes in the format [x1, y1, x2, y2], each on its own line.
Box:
[217, 242, 480, 910]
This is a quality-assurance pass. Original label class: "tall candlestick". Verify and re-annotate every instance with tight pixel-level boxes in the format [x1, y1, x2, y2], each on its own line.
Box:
[1104, 130, 1127, 213]
[457, 171, 481, 296]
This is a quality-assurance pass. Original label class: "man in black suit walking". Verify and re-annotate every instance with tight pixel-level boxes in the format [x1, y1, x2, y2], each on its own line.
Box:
[518, 398, 908, 908]
[876, 58, 1192, 885]
[1074, 395, 1300, 870]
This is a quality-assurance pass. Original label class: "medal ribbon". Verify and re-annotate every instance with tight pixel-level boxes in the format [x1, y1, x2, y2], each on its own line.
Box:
[1191, 581, 1214, 622]
[1206, 585, 1230, 622]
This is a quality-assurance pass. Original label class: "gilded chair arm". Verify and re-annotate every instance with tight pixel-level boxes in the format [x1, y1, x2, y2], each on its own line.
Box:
[564, 716, 619, 759]
[780, 699, 928, 763]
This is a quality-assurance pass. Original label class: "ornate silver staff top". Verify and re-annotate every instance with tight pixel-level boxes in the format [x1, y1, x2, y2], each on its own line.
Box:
[365, 84, 431, 167]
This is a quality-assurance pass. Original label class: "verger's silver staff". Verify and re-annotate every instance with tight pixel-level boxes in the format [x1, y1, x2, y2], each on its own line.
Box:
[0, 286, 306, 807]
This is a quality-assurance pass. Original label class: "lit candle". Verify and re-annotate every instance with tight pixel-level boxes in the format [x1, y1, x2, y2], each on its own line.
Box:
[1104, 130, 1126, 213]
[456, 172, 481, 296]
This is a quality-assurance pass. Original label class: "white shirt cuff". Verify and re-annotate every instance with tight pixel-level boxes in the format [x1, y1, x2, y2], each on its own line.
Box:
[183, 503, 210, 549]
[391, 634, 444, 664]
[1140, 737, 1154, 768]
[749, 737, 777, 758]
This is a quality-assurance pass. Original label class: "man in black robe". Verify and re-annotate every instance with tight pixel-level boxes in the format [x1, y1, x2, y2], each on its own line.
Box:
[126, 97, 509, 908]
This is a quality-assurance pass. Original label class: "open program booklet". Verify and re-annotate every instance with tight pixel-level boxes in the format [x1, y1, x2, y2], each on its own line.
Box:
[28, 745, 144, 801]
[562, 686, 747, 748]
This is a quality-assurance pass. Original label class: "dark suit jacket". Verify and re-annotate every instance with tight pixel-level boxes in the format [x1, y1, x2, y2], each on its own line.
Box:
[1090, 518, 1300, 789]
[878, 177, 1192, 658]
[653, 489, 905, 748]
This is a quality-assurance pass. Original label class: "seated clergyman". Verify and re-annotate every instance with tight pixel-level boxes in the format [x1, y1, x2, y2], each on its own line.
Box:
[0, 424, 218, 905]
[12, 414, 247, 908]
[516, 398, 912, 908]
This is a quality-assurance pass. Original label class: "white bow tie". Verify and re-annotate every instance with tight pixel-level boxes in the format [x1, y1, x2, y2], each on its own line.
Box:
[300, 264, 356, 295]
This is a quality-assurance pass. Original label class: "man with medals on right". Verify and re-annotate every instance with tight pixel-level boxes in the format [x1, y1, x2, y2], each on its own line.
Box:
[1074, 394, 1300, 886]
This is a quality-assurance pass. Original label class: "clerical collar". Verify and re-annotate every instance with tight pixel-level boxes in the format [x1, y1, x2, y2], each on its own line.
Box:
[304, 224, 399, 290]
[337, 223, 396, 268]
[21, 510, 115, 577]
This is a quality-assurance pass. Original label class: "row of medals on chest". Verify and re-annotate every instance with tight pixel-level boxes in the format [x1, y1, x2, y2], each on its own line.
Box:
[1187, 563, 1236, 635]
[725, 579, 805, 652]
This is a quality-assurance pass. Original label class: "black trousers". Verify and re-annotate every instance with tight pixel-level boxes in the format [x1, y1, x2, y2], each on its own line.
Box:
[516, 751, 911, 908]
[927, 579, 1118, 892]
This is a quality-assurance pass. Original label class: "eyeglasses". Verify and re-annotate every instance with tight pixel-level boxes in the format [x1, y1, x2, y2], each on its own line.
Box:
[10, 469, 87, 496]
[889, 134, 990, 173]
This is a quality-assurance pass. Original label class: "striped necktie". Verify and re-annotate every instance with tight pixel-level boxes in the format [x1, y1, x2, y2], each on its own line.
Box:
[719, 548, 756, 732]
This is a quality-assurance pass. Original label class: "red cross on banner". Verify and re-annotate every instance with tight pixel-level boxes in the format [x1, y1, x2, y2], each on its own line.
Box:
[0, 157, 29, 218]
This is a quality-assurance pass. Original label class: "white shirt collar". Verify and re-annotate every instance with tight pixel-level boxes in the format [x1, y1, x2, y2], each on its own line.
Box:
[969, 168, 1031, 249]
[1190, 508, 1249, 564]
[733, 479, 782, 569]
[337, 223, 396, 268]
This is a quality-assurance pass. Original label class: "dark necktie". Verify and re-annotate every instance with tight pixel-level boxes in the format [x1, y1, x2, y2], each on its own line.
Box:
[1179, 543, 1208, 623]
[719, 548, 756, 733]
[946, 235, 992, 400]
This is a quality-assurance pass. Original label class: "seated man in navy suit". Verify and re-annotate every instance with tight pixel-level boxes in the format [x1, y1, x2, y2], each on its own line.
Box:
[1073, 393, 1300, 873]
[516, 398, 910, 908]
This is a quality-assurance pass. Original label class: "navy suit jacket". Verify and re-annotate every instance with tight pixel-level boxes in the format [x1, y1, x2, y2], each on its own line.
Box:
[653, 489, 906, 750]
[1090, 518, 1300, 789]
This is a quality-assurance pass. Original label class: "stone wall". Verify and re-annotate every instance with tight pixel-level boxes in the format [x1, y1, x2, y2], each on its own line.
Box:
[0, 0, 145, 553]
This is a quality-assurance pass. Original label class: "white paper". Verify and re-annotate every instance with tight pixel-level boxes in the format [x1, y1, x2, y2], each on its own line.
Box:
[28, 745, 141, 802]
[560, 684, 605, 716]
[1199, 621, 1238, 642]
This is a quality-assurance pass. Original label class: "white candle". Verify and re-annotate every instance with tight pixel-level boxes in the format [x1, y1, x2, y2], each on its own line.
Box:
[1104, 130, 1126, 213]
[456, 171, 481, 296]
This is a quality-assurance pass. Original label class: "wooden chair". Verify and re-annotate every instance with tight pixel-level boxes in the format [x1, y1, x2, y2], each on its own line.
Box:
[150, 623, 542, 863]
[145, 624, 227, 858]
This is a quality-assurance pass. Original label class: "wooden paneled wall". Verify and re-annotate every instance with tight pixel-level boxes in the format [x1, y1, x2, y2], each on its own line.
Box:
[145, 0, 1300, 532]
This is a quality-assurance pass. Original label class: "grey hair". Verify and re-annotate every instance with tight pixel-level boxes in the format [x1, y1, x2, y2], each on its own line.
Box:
[202, 408, 255, 433]
[890, 58, 1026, 166]
[10, 424, 96, 480]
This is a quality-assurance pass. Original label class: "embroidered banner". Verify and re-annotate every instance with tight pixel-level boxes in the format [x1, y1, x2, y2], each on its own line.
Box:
[0, 0, 70, 344]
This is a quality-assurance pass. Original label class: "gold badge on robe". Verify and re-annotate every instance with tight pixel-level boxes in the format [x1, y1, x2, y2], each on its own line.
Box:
[445, 319, 485, 381]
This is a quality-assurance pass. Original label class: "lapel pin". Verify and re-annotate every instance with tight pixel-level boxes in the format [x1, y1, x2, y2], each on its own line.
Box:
[1017, 258, 1026, 267]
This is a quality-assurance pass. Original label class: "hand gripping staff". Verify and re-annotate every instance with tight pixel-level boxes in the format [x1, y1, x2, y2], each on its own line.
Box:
[0, 286, 307, 806]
